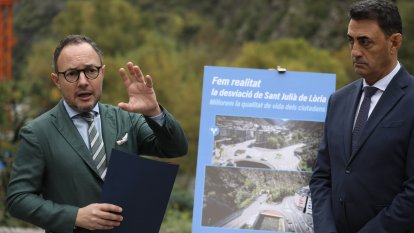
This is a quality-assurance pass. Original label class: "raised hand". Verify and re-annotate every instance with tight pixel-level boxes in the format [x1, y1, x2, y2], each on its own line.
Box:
[118, 62, 161, 116]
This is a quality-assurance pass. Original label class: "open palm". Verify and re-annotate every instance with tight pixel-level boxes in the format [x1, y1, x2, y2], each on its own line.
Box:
[117, 62, 161, 116]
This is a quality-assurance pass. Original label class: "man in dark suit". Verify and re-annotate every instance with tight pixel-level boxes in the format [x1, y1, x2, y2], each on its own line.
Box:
[310, 0, 414, 232]
[6, 35, 188, 233]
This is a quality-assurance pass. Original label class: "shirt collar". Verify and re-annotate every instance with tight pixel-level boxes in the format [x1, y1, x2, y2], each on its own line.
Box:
[362, 62, 401, 92]
[63, 100, 100, 118]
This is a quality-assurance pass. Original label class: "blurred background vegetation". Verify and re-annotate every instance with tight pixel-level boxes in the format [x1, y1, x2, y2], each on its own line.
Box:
[1, 0, 414, 232]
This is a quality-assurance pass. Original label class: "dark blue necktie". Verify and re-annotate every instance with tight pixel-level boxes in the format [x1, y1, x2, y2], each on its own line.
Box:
[352, 86, 378, 154]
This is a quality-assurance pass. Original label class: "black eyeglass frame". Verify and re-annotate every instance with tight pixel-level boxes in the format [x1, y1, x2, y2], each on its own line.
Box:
[57, 65, 103, 83]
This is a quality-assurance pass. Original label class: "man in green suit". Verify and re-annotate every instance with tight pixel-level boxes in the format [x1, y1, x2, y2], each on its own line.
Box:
[6, 35, 188, 233]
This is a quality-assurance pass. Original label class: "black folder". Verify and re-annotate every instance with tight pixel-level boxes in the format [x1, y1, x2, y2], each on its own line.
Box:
[99, 149, 179, 233]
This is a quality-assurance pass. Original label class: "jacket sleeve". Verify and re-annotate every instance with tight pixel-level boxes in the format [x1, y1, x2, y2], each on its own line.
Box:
[309, 95, 338, 233]
[6, 124, 78, 233]
[137, 106, 188, 157]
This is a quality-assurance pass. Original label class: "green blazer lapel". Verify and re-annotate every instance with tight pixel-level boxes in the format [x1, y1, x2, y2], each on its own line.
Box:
[51, 101, 100, 175]
[99, 103, 118, 161]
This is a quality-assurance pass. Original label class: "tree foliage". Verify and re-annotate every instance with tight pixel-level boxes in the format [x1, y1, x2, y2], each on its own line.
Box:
[5, 0, 414, 232]
[54, 1, 144, 55]
[222, 38, 350, 88]
[397, 0, 414, 73]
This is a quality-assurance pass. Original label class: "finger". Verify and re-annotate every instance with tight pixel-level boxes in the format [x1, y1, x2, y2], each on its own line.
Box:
[95, 218, 121, 229]
[119, 68, 131, 88]
[133, 65, 146, 84]
[100, 203, 123, 213]
[126, 62, 144, 83]
[144, 75, 153, 88]
[126, 62, 142, 83]
[126, 62, 135, 76]
[117, 102, 130, 111]
[94, 204, 123, 228]
[101, 211, 123, 222]
[118, 102, 138, 113]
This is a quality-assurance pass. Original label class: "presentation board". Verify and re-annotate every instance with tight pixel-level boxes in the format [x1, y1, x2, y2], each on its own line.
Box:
[192, 66, 336, 233]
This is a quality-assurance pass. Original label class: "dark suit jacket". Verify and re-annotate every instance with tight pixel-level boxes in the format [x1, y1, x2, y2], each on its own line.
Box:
[310, 66, 414, 233]
[6, 100, 188, 233]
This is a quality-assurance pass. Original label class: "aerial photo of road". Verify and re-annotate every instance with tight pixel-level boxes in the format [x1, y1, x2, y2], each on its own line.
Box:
[213, 139, 305, 171]
[221, 193, 313, 232]
[205, 116, 317, 232]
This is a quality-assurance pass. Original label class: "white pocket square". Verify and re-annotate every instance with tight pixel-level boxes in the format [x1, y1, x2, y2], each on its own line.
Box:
[116, 133, 128, 145]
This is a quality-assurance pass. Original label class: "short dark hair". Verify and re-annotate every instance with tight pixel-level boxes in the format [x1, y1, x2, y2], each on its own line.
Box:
[53, 35, 103, 72]
[349, 0, 402, 36]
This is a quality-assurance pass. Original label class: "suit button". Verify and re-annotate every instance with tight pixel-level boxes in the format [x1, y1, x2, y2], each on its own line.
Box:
[345, 168, 351, 174]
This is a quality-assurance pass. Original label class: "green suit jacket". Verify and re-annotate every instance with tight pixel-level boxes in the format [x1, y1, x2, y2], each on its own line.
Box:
[6, 100, 188, 233]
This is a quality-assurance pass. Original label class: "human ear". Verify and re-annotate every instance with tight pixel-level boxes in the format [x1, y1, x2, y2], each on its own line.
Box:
[390, 33, 403, 49]
[51, 73, 60, 89]
[101, 64, 106, 79]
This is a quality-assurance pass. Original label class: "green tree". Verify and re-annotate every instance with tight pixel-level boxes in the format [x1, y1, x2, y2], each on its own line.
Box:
[12, 0, 65, 81]
[52, 0, 144, 56]
[20, 39, 59, 113]
[221, 38, 350, 89]
[398, 0, 414, 74]
[0, 81, 31, 226]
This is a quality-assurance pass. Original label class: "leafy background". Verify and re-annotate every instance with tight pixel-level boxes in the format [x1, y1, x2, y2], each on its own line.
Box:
[1, 0, 414, 232]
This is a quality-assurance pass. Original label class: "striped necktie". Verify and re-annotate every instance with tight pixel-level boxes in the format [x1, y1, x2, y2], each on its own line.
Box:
[80, 112, 107, 179]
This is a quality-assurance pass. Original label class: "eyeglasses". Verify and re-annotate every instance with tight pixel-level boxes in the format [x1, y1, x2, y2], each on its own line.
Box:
[57, 65, 102, 83]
